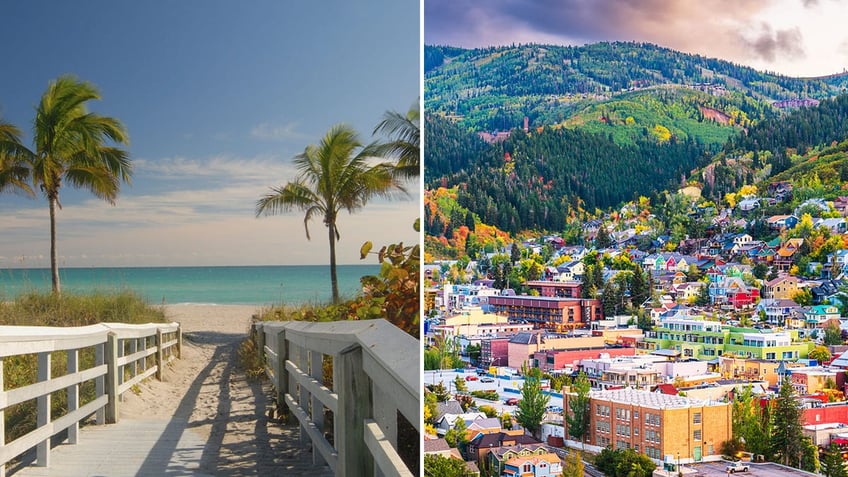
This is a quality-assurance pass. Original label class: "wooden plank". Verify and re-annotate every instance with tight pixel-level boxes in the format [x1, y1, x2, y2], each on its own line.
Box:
[364, 420, 414, 477]
[363, 352, 419, 433]
[0, 328, 108, 357]
[335, 346, 372, 477]
[105, 333, 119, 424]
[67, 350, 79, 445]
[117, 366, 158, 395]
[284, 393, 338, 471]
[115, 346, 157, 367]
[285, 359, 338, 414]
[156, 329, 165, 381]
[0, 396, 106, 463]
[0, 365, 106, 409]
[36, 352, 50, 467]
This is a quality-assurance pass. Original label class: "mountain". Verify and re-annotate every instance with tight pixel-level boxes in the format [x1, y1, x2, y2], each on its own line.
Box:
[425, 42, 848, 135]
[424, 42, 848, 242]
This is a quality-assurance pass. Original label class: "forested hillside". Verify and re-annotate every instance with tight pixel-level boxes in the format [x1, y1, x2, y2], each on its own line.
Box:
[424, 41, 848, 257]
[425, 114, 709, 232]
[425, 42, 848, 133]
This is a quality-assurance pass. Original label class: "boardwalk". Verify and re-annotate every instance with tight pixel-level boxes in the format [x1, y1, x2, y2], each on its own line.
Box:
[10, 307, 333, 477]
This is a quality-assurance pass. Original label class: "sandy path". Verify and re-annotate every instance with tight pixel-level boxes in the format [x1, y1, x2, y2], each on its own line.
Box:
[118, 304, 332, 476]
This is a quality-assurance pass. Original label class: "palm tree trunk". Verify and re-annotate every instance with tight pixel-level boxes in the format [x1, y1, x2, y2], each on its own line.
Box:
[328, 222, 339, 304]
[49, 196, 61, 293]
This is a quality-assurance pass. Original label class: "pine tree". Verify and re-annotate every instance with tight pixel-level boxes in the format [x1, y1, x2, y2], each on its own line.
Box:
[595, 224, 612, 248]
[771, 378, 804, 467]
[821, 443, 848, 477]
[630, 264, 649, 308]
[511, 242, 521, 264]
[565, 373, 591, 447]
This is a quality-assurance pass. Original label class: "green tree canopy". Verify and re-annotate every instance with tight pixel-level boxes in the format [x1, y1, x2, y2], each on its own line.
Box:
[3, 76, 131, 293]
[565, 372, 591, 446]
[257, 124, 404, 303]
[515, 366, 549, 438]
[373, 100, 419, 180]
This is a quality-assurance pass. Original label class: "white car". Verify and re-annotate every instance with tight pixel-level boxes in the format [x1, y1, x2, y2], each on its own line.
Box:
[725, 461, 749, 473]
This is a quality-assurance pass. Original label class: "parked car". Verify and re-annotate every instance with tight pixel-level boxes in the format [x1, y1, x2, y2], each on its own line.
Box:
[725, 462, 749, 473]
[480, 377, 495, 383]
[465, 375, 478, 381]
[505, 397, 519, 405]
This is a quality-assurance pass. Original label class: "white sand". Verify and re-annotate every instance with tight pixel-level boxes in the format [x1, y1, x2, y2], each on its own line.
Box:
[119, 304, 261, 420]
[115, 304, 330, 474]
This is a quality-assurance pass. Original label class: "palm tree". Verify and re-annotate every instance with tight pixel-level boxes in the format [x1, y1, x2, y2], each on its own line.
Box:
[256, 124, 404, 303]
[12, 76, 131, 292]
[373, 101, 419, 180]
[0, 120, 34, 196]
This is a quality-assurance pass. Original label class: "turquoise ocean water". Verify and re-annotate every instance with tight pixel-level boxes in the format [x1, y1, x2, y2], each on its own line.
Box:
[0, 265, 380, 306]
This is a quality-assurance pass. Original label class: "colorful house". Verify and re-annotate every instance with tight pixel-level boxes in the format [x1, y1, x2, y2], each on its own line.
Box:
[503, 453, 562, 477]
[643, 316, 813, 360]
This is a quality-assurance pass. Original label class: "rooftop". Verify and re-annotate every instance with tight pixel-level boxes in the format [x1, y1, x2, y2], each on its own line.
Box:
[590, 388, 724, 409]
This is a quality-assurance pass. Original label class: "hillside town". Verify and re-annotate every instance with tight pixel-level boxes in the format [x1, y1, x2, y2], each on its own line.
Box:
[424, 184, 848, 476]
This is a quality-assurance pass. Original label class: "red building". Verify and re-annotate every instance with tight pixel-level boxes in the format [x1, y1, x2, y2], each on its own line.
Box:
[481, 337, 510, 367]
[488, 296, 603, 331]
[533, 347, 636, 372]
[728, 287, 760, 308]
[524, 280, 582, 298]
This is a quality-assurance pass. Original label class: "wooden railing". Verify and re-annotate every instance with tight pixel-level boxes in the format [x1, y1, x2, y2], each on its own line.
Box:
[0, 322, 181, 476]
[254, 319, 419, 477]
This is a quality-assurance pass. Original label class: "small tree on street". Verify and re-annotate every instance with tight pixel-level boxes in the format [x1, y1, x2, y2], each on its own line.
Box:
[565, 372, 591, 447]
[516, 366, 549, 438]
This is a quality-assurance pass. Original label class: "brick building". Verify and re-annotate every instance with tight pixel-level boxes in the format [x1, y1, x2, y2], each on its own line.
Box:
[488, 296, 603, 331]
[480, 337, 510, 367]
[533, 347, 636, 372]
[563, 388, 731, 465]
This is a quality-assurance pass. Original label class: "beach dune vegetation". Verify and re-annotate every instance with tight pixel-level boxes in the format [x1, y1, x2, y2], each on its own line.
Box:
[0, 75, 131, 293]
[256, 124, 404, 303]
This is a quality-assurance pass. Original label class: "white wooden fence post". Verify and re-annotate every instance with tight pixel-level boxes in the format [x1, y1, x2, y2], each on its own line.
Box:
[334, 346, 372, 477]
[129, 338, 138, 380]
[156, 328, 164, 381]
[67, 349, 79, 444]
[275, 328, 288, 417]
[36, 352, 51, 467]
[309, 349, 325, 466]
[96, 341, 106, 425]
[0, 357, 5, 477]
[105, 332, 119, 424]
[296, 342, 309, 447]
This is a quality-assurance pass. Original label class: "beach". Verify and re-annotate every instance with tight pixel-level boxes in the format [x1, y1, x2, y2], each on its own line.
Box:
[119, 303, 261, 423]
[116, 303, 326, 474]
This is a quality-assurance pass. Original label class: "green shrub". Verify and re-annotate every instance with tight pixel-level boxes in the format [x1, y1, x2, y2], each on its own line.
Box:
[471, 390, 499, 401]
[0, 292, 166, 444]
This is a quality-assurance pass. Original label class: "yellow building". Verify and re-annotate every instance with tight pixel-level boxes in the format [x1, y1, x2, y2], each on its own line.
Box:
[444, 307, 509, 328]
[564, 388, 731, 465]
[763, 275, 800, 300]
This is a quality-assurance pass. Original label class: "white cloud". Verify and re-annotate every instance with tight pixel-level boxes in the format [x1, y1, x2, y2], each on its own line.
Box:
[250, 121, 311, 141]
[0, 151, 419, 268]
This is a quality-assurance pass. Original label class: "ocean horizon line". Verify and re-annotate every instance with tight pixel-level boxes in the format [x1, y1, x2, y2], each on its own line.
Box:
[0, 263, 377, 271]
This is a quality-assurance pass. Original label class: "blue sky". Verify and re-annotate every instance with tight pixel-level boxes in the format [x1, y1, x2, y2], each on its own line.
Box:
[0, 1, 420, 268]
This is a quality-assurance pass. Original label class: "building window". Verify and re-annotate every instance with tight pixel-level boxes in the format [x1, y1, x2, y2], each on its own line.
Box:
[634, 411, 639, 419]
[693, 412, 701, 424]
[694, 430, 702, 441]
